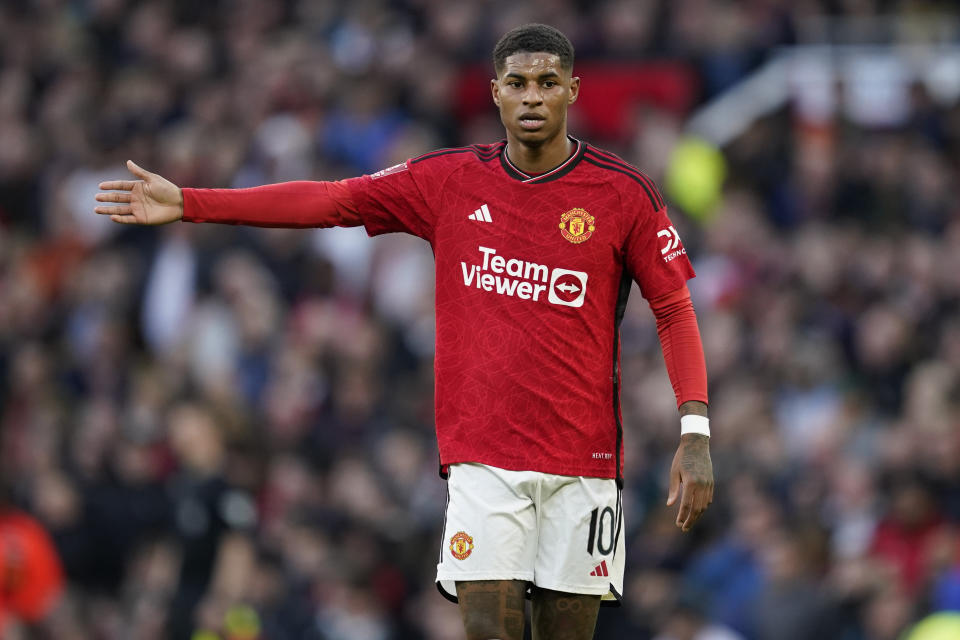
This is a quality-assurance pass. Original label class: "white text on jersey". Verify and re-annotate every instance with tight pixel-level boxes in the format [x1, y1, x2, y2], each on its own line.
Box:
[658, 226, 686, 263]
[460, 246, 588, 308]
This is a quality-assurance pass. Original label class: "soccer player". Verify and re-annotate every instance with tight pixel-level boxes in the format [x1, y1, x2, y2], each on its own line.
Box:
[95, 23, 713, 640]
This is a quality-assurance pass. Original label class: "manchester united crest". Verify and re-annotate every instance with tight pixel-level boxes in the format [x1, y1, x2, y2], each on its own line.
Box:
[449, 531, 474, 560]
[559, 208, 595, 244]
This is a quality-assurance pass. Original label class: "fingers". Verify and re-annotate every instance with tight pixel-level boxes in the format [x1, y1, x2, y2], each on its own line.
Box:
[95, 162, 153, 224]
[93, 206, 137, 222]
[687, 489, 706, 531]
[126, 159, 151, 180]
[96, 172, 137, 220]
[677, 482, 714, 532]
[98, 180, 139, 191]
[666, 467, 680, 507]
[97, 161, 151, 190]
[109, 214, 142, 224]
[95, 192, 132, 204]
[94, 205, 132, 216]
[676, 486, 694, 530]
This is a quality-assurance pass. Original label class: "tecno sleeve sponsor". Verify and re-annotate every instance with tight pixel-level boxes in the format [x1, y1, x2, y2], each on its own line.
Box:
[623, 205, 695, 300]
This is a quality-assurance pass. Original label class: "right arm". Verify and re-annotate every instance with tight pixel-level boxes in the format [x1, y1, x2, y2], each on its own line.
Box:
[182, 180, 361, 228]
[95, 161, 362, 229]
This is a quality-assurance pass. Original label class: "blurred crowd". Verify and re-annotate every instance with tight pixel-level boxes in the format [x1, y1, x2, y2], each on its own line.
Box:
[2, 0, 960, 638]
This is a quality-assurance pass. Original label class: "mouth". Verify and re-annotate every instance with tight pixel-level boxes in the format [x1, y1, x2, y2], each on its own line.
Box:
[519, 114, 546, 131]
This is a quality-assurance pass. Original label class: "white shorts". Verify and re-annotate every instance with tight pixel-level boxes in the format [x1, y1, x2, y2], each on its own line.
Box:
[436, 462, 624, 605]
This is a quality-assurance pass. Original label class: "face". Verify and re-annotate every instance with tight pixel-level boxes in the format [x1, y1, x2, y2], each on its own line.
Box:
[491, 52, 579, 147]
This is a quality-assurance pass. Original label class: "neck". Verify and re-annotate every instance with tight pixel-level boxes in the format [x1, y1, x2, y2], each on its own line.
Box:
[505, 130, 573, 174]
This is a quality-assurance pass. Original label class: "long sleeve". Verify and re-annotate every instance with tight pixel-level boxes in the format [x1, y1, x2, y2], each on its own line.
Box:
[648, 283, 709, 407]
[181, 179, 362, 228]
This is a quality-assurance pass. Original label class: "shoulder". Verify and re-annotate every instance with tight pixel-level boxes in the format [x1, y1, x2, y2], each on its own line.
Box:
[581, 143, 665, 212]
[408, 141, 505, 173]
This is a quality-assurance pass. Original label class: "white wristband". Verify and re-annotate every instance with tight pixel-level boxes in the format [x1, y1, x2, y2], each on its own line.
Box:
[680, 415, 710, 437]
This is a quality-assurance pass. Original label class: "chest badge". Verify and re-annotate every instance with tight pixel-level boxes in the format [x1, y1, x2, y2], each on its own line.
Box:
[559, 208, 595, 244]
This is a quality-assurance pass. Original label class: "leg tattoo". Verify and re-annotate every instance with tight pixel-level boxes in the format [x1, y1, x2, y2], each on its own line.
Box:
[531, 588, 601, 640]
[457, 580, 527, 640]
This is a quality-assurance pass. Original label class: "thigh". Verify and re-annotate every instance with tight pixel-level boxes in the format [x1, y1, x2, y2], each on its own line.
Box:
[457, 579, 527, 640]
[436, 464, 538, 601]
[531, 587, 601, 640]
[535, 475, 624, 602]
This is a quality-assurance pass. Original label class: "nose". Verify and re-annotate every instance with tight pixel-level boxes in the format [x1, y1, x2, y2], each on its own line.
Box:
[522, 84, 543, 106]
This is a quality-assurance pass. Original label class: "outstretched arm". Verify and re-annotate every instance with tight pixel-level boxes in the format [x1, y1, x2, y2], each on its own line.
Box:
[95, 161, 362, 228]
[648, 285, 714, 532]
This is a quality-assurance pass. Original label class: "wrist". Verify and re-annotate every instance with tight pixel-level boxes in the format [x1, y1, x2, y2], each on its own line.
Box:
[680, 415, 710, 437]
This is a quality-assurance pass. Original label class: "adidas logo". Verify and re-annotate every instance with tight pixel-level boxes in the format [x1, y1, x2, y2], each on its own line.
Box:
[589, 560, 609, 577]
[468, 204, 492, 223]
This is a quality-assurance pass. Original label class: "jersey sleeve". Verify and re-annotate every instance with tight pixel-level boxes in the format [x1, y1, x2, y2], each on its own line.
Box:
[182, 180, 361, 228]
[622, 201, 696, 300]
[345, 160, 438, 242]
[649, 284, 709, 407]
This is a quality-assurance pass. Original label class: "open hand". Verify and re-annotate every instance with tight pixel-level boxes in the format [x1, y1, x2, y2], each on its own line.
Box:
[94, 160, 183, 225]
[666, 433, 714, 532]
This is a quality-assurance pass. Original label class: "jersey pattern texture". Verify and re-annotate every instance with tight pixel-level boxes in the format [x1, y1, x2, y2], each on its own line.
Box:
[347, 138, 695, 481]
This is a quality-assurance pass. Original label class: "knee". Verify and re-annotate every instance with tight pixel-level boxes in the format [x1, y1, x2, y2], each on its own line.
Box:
[462, 614, 523, 640]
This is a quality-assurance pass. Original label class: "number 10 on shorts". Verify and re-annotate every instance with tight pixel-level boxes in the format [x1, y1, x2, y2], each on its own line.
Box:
[586, 506, 616, 556]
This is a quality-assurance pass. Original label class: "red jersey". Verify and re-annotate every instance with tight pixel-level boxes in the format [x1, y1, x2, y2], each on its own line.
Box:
[347, 138, 696, 480]
[0, 510, 64, 633]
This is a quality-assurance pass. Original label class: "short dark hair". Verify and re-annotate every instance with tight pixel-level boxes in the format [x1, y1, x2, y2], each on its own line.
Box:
[493, 24, 574, 75]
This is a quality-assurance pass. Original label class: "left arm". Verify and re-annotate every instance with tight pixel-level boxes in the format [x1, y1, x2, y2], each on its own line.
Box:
[649, 285, 714, 531]
[619, 184, 712, 531]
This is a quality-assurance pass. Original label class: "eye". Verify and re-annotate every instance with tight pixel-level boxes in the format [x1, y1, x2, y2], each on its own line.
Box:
[544, 80, 557, 88]
[508, 81, 522, 88]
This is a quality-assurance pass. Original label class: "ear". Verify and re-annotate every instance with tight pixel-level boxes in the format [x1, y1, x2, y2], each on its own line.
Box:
[568, 76, 580, 104]
[491, 78, 501, 107]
